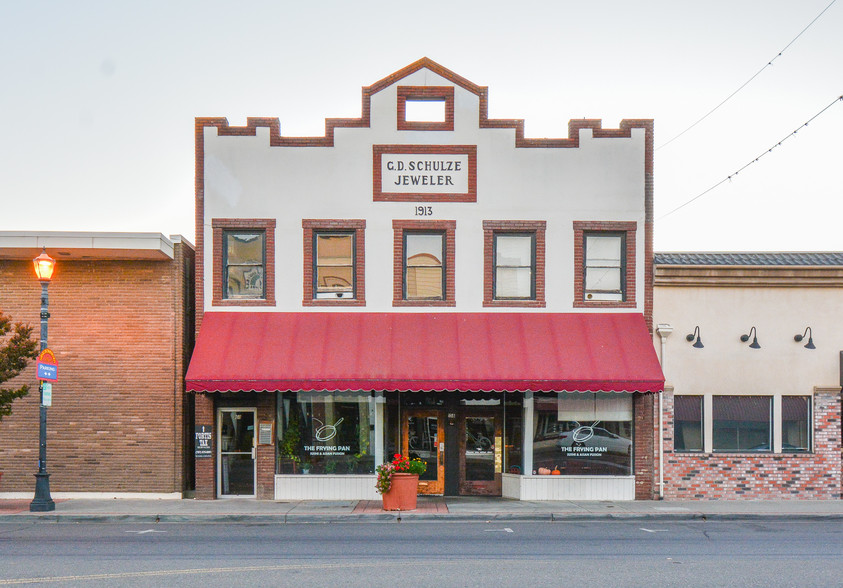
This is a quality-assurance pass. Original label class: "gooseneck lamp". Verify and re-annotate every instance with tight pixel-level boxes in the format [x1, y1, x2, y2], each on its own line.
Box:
[740, 326, 761, 350]
[794, 327, 816, 350]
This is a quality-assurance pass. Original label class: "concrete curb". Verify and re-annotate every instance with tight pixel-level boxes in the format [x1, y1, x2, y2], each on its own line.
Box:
[2, 512, 842, 524]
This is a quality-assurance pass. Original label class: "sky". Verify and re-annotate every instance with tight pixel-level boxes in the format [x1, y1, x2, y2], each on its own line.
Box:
[1, 0, 841, 252]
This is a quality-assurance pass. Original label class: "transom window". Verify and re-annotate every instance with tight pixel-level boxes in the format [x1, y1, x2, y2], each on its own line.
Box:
[584, 233, 624, 301]
[494, 233, 535, 299]
[223, 230, 265, 299]
[404, 232, 444, 300]
[314, 232, 355, 299]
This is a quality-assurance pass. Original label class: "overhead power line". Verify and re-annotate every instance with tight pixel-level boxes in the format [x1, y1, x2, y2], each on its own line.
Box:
[657, 95, 843, 221]
[657, 0, 838, 151]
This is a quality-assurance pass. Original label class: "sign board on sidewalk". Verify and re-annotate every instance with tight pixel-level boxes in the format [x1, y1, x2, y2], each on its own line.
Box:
[41, 382, 52, 407]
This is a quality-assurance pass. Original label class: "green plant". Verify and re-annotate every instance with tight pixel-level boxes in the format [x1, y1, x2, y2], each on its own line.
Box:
[0, 311, 38, 422]
[375, 454, 427, 494]
[279, 407, 302, 465]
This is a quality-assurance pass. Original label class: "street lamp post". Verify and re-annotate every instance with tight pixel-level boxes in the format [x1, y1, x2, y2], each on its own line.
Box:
[30, 248, 56, 512]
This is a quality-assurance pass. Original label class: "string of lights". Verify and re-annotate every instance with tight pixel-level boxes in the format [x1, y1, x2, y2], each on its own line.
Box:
[657, 95, 843, 221]
[657, 0, 838, 151]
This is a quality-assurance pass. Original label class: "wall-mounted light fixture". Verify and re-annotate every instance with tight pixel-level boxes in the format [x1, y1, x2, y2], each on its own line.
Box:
[685, 326, 704, 349]
[794, 327, 816, 350]
[740, 326, 761, 349]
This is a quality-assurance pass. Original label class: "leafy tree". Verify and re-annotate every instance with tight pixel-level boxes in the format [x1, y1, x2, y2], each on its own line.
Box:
[0, 310, 39, 421]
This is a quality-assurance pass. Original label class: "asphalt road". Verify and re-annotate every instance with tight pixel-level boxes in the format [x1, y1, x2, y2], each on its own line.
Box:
[0, 520, 841, 587]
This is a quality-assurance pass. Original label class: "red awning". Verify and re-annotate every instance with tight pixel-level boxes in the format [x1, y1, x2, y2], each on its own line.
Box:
[185, 312, 664, 394]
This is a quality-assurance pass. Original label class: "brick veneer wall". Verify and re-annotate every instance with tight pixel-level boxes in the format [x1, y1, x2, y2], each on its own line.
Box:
[662, 389, 842, 499]
[633, 392, 657, 499]
[0, 246, 193, 493]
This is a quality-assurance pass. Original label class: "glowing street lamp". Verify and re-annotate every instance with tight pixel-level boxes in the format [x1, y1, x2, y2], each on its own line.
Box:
[30, 247, 56, 512]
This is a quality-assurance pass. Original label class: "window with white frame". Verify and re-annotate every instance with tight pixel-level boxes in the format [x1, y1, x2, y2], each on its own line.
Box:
[712, 396, 772, 452]
[584, 233, 624, 301]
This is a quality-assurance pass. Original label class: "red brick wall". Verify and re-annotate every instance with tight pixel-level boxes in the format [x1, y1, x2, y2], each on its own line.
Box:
[634, 392, 657, 499]
[662, 389, 842, 499]
[0, 245, 193, 493]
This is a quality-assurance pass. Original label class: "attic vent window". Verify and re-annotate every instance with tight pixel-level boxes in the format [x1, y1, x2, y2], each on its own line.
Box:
[405, 100, 446, 122]
[397, 86, 455, 131]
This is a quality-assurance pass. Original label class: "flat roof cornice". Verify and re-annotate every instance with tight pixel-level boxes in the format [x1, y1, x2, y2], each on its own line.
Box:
[0, 231, 187, 261]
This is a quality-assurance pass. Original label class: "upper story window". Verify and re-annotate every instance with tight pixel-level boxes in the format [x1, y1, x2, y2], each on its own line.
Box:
[584, 233, 624, 301]
[573, 221, 636, 309]
[224, 231, 265, 299]
[393, 219, 456, 307]
[315, 233, 354, 298]
[483, 220, 546, 308]
[212, 218, 276, 307]
[397, 86, 455, 131]
[405, 232, 444, 300]
[302, 220, 366, 307]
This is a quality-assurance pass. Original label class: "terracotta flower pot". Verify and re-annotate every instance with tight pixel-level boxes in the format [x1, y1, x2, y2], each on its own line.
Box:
[381, 473, 419, 511]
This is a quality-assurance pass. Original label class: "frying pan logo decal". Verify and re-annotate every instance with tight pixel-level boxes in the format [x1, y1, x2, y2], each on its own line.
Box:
[314, 417, 344, 442]
[571, 421, 601, 443]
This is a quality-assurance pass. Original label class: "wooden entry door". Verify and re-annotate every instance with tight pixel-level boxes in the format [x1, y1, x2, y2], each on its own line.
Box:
[458, 411, 502, 495]
[402, 409, 445, 495]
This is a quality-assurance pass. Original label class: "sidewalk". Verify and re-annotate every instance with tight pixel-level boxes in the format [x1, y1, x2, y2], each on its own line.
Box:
[2, 496, 843, 523]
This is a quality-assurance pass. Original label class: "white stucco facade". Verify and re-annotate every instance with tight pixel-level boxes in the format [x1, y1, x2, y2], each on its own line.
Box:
[198, 61, 651, 315]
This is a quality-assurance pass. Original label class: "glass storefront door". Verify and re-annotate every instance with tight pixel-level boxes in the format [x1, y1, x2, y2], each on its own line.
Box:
[458, 412, 502, 495]
[218, 409, 256, 497]
[403, 409, 444, 494]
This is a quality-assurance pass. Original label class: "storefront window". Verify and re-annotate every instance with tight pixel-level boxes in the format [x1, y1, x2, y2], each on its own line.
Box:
[712, 395, 771, 452]
[533, 393, 633, 475]
[781, 396, 811, 452]
[674, 395, 703, 452]
[276, 392, 376, 474]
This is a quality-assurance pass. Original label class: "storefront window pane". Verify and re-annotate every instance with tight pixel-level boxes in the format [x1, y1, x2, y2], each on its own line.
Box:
[276, 392, 376, 474]
[712, 396, 771, 452]
[674, 395, 703, 452]
[533, 393, 632, 475]
[781, 396, 811, 452]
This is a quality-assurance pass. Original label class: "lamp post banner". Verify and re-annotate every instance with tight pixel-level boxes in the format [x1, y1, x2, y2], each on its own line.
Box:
[36, 349, 58, 382]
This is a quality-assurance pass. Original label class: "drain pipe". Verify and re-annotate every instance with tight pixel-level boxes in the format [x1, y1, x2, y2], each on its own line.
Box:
[655, 324, 673, 500]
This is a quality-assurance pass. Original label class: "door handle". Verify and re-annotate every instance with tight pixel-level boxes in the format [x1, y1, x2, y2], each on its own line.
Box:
[251, 447, 256, 459]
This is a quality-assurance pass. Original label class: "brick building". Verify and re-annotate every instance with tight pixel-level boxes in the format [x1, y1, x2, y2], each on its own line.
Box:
[186, 58, 664, 501]
[653, 253, 843, 499]
[0, 232, 194, 497]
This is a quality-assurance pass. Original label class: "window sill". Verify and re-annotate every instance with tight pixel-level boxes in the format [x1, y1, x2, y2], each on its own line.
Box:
[574, 299, 636, 309]
[212, 298, 275, 307]
[393, 300, 456, 307]
[484, 299, 546, 308]
[303, 299, 366, 307]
